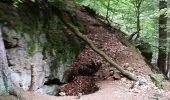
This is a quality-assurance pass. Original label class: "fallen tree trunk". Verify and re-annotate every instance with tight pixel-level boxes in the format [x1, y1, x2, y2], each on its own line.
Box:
[57, 12, 142, 83]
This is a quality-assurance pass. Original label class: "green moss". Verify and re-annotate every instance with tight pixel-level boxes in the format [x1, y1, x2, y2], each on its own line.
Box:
[0, 2, 85, 80]
[71, 16, 86, 33]
[49, 0, 69, 11]
[27, 39, 36, 56]
[42, 15, 84, 78]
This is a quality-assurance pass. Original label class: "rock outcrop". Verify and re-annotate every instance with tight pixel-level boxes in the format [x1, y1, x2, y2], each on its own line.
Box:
[0, 2, 83, 95]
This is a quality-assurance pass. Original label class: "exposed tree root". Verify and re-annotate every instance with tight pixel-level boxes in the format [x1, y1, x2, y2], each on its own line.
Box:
[29, 64, 36, 91]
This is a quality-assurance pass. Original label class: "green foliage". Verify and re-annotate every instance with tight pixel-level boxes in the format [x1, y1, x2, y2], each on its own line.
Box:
[12, 0, 22, 7]
[31, 0, 35, 2]
[12, 0, 69, 11]
[12, 0, 36, 7]
[48, 0, 69, 11]
[71, 16, 86, 33]
[27, 37, 36, 56]
[75, 0, 160, 49]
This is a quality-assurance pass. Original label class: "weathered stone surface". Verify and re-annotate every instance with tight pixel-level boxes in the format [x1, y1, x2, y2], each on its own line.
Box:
[1, 26, 51, 92]
[0, 25, 76, 94]
[56, 62, 69, 83]
[36, 85, 59, 95]
[0, 25, 9, 95]
[2, 27, 18, 49]
[0, 74, 8, 95]
[0, 2, 82, 95]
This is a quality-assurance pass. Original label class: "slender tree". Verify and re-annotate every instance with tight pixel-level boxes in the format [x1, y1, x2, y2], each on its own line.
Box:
[106, 0, 111, 24]
[157, 0, 168, 76]
[131, 0, 144, 39]
[166, 0, 170, 79]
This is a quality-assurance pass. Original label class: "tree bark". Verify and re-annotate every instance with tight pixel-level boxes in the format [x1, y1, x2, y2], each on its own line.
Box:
[136, 6, 140, 36]
[132, 0, 143, 39]
[106, 0, 111, 24]
[166, 0, 170, 79]
[28, 64, 36, 91]
[56, 12, 142, 83]
[157, 0, 167, 74]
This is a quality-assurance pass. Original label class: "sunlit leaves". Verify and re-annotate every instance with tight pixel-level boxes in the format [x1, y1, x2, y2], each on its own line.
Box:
[159, 8, 168, 16]
[31, 0, 35, 2]
[159, 8, 170, 17]
[74, 0, 161, 49]
[12, 0, 22, 7]
[12, 0, 36, 7]
[167, 8, 170, 16]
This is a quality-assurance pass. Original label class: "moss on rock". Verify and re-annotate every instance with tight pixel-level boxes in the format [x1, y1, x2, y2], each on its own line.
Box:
[0, 1, 84, 83]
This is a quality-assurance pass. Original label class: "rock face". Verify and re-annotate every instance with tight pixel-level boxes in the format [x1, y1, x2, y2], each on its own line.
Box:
[0, 25, 9, 95]
[1, 24, 48, 94]
[0, 2, 83, 95]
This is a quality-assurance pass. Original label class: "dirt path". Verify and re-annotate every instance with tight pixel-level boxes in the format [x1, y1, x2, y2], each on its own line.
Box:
[81, 80, 158, 100]
[1, 79, 169, 100]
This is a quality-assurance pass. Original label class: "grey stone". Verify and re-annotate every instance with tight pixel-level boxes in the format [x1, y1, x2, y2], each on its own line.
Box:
[0, 74, 8, 95]
[0, 25, 9, 95]
[56, 62, 69, 83]
[0, 4, 82, 95]
[36, 85, 59, 95]
[0, 26, 72, 94]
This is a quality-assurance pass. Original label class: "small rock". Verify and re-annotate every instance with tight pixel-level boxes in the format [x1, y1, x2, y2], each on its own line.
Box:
[113, 72, 121, 80]
[36, 85, 59, 95]
[59, 92, 66, 96]
[121, 78, 126, 82]
[76, 93, 83, 99]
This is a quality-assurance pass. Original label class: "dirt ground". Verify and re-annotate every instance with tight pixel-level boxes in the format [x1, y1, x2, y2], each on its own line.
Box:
[0, 79, 170, 100]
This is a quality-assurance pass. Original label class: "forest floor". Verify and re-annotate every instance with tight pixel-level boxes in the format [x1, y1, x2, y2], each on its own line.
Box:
[1, 7, 170, 100]
[56, 7, 170, 100]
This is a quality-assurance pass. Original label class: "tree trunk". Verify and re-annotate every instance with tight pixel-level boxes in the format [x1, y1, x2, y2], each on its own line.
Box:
[136, 6, 140, 37]
[106, 0, 111, 24]
[166, 0, 170, 79]
[157, 0, 167, 74]
[167, 53, 170, 79]
[132, 0, 143, 39]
